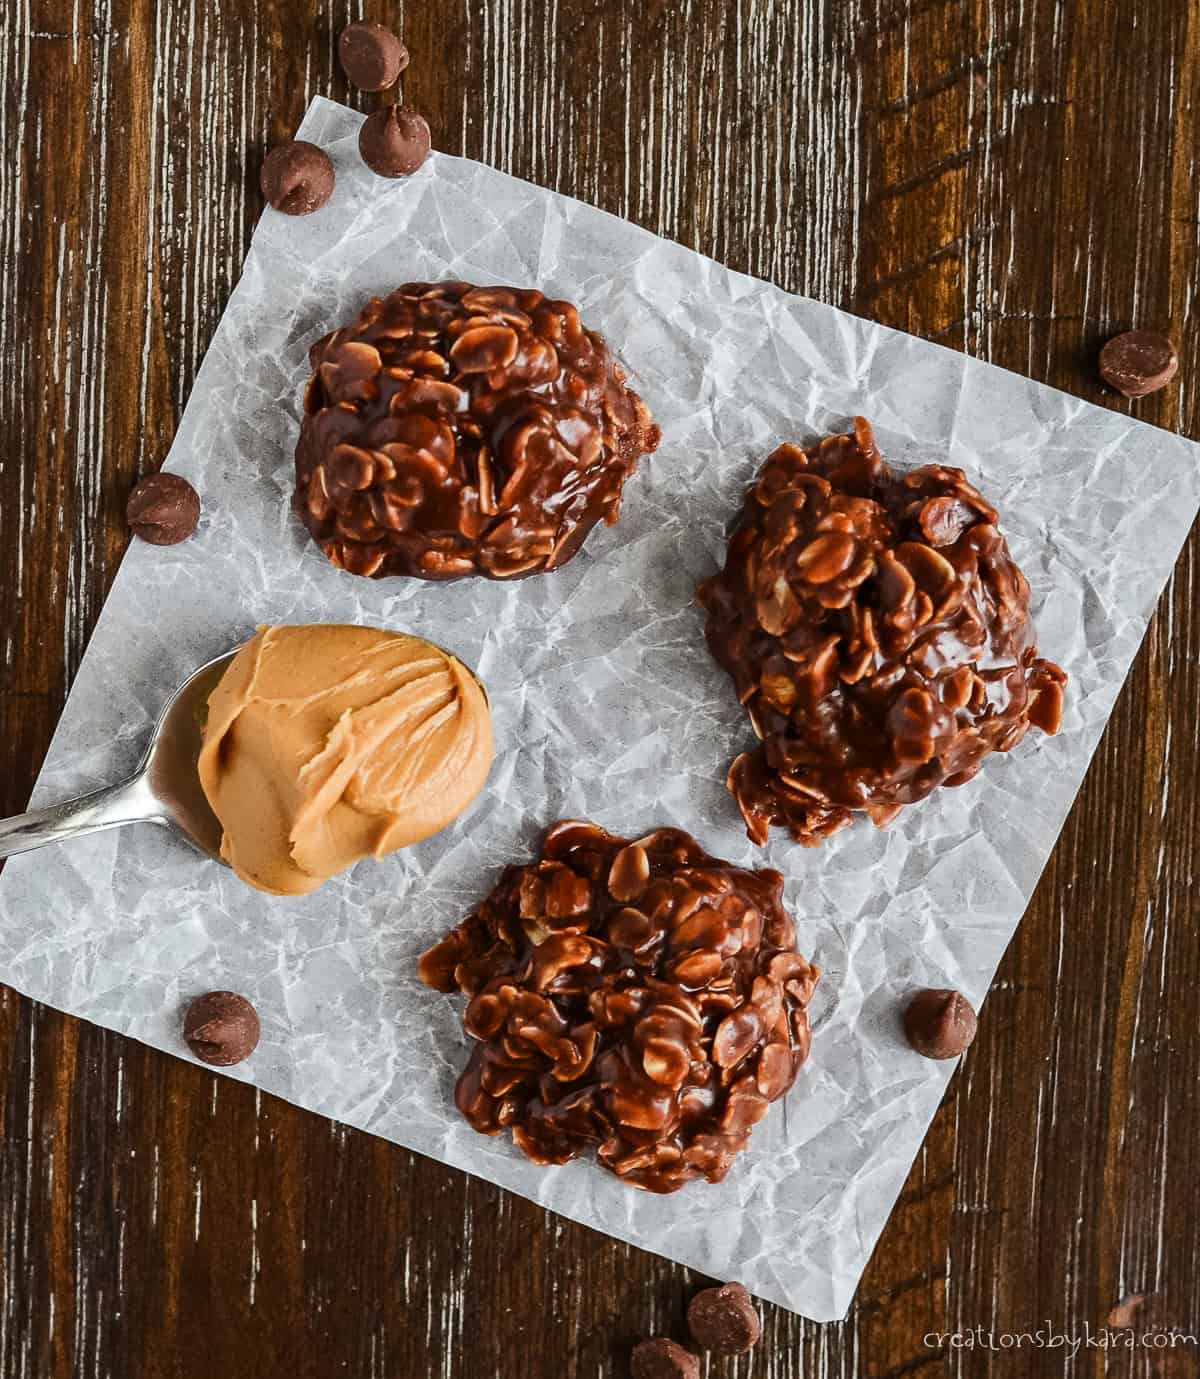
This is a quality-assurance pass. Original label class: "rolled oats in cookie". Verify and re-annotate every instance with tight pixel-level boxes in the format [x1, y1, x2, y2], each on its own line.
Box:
[698, 418, 1067, 847]
[418, 821, 819, 1194]
[294, 282, 660, 581]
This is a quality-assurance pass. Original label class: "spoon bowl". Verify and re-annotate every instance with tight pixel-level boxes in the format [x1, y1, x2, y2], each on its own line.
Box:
[0, 648, 239, 864]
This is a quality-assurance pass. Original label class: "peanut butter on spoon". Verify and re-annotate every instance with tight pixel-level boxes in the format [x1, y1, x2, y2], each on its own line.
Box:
[197, 624, 492, 896]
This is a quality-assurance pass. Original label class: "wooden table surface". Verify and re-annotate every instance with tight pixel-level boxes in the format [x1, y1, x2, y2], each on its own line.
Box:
[2, 2, 1198, 1376]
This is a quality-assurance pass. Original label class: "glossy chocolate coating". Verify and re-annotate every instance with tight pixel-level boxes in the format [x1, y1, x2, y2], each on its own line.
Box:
[698, 418, 1067, 847]
[295, 282, 660, 581]
[418, 821, 819, 1194]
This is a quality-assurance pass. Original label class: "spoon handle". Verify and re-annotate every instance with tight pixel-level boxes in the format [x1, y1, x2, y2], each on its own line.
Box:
[0, 773, 162, 860]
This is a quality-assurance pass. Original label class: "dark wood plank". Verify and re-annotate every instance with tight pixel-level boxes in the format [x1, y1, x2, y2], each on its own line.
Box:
[1, 1, 1198, 1376]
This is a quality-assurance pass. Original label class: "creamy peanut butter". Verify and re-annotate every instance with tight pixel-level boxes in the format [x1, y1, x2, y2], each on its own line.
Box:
[197, 624, 492, 896]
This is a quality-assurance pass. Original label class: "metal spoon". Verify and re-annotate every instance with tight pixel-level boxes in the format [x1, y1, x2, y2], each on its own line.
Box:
[0, 649, 236, 864]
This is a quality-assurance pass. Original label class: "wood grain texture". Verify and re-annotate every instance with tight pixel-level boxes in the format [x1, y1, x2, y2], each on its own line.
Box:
[1, 1, 1198, 1376]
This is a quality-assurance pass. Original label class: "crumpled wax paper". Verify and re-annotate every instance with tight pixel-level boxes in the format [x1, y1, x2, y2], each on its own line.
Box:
[1, 97, 1198, 1321]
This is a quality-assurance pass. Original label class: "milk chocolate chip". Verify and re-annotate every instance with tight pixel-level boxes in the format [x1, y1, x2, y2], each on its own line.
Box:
[260, 140, 335, 215]
[338, 21, 409, 91]
[687, 1282, 761, 1354]
[1099, 330, 1179, 398]
[127, 472, 201, 545]
[183, 991, 261, 1066]
[358, 105, 431, 178]
[630, 1339, 700, 1379]
[903, 988, 977, 1060]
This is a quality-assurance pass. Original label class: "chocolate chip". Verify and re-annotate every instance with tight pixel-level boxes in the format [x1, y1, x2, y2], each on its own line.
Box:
[903, 988, 977, 1060]
[630, 1339, 700, 1379]
[338, 21, 409, 91]
[687, 1281, 761, 1354]
[127, 472, 201, 545]
[260, 140, 335, 216]
[1099, 330, 1179, 398]
[183, 991, 260, 1066]
[1108, 1294, 1148, 1329]
[358, 105, 431, 178]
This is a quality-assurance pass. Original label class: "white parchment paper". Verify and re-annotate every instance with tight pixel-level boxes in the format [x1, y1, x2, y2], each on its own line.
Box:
[2, 97, 1198, 1321]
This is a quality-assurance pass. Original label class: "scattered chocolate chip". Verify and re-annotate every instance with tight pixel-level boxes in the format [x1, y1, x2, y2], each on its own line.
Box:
[183, 991, 261, 1066]
[630, 1338, 700, 1379]
[338, 21, 409, 91]
[687, 1282, 761, 1354]
[126, 472, 201, 545]
[358, 105, 431, 178]
[260, 140, 336, 216]
[1099, 330, 1179, 398]
[903, 988, 977, 1060]
[1108, 1294, 1148, 1329]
